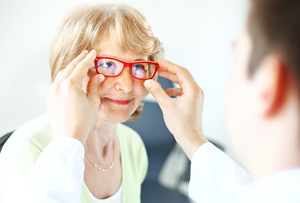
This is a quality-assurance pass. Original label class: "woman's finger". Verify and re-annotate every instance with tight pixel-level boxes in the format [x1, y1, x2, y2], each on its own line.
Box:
[86, 74, 105, 101]
[157, 70, 180, 84]
[165, 88, 183, 97]
[158, 59, 196, 82]
[53, 70, 64, 83]
[144, 79, 172, 108]
[70, 50, 97, 81]
[157, 59, 198, 93]
[60, 50, 89, 80]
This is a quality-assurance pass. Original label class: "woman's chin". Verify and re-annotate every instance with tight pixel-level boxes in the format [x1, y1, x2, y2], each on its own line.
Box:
[98, 110, 132, 123]
[109, 116, 131, 123]
[97, 100, 141, 123]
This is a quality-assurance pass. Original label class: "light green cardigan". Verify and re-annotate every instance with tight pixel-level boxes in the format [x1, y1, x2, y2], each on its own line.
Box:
[0, 114, 148, 203]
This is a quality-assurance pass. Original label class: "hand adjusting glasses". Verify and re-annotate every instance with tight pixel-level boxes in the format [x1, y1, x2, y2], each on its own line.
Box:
[94, 57, 159, 80]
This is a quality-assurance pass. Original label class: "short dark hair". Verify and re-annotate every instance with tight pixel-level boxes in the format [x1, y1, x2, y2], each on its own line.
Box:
[247, 0, 300, 89]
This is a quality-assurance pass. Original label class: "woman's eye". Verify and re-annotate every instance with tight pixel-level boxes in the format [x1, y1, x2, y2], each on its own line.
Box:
[99, 62, 115, 68]
[133, 64, 145, 71]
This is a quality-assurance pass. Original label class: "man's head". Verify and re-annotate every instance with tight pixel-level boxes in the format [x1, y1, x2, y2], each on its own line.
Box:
[226, 0, 300, 178]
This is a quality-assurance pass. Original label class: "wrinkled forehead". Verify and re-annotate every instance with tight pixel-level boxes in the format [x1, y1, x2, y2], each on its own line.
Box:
[94, 35, 148, 62]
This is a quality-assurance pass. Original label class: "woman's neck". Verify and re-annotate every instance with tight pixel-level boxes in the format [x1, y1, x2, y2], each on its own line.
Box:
[84, 118, 118, 159]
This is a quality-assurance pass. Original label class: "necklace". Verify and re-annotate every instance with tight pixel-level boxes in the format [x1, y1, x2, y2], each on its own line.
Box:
[85, 140, 115, 172]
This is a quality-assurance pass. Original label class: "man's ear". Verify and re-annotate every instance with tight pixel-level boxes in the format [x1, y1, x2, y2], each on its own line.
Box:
[256, 55, 288, 117]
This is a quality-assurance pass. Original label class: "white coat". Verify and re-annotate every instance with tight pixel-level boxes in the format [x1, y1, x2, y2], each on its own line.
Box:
[189, 143, 300, 203]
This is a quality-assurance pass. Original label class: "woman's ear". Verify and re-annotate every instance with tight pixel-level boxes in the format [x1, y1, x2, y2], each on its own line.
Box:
[256, 55, 288, 117]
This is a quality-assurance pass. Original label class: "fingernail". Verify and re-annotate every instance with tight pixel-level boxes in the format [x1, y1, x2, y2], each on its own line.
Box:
[82, 50, 88, 54]
[99, 75, 105, 83]
[144, 80, 152, 89]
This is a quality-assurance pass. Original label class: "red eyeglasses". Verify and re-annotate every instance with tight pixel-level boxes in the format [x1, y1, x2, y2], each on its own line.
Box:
[94, 57, 159, 80]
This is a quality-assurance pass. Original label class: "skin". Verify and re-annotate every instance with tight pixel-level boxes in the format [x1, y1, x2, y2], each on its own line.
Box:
[48, 38, 148, 199]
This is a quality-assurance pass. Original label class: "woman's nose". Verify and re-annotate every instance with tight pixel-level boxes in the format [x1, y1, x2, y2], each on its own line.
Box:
[115, 67, 133, 93]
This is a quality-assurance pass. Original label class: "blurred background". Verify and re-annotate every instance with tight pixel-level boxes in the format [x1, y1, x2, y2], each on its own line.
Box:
[0, 0, 249, 202]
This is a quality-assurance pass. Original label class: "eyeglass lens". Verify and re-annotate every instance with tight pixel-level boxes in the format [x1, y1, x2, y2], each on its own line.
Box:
[96, 58, 156, 79]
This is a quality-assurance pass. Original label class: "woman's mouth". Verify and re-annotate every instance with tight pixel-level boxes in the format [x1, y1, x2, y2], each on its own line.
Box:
[107, 98, 131, 105]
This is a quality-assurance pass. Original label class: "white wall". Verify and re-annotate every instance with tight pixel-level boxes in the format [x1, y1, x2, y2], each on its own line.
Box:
[0, 0, 249, 156]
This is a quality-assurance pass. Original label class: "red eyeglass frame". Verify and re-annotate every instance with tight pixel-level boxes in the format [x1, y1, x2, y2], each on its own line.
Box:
[94, 57, 159, 80]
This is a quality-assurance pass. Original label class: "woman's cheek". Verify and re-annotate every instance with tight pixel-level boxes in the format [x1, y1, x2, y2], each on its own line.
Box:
[98, 79, 112, 96]
[136, 81, 147, 95]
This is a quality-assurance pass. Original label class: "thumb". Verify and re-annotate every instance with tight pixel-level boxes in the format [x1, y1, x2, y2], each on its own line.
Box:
[87, 74, 105, 100]
[144, 80, 171, 106]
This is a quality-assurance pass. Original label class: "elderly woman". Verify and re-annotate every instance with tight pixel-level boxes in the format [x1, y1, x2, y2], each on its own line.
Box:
[0, 4, 163, 203]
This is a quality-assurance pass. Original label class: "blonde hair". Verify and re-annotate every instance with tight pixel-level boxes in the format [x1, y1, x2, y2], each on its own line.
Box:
[49, 4, 164, 122]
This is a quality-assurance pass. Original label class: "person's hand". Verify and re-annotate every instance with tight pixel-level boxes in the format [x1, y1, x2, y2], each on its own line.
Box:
[144, 59, 208, 160]
[46, 50, 105, 145]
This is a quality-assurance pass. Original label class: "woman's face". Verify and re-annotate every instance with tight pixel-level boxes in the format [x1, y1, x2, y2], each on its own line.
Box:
[83, 39, 148, 123]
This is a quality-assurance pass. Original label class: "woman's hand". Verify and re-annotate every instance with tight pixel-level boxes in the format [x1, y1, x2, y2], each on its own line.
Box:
[144, 59, 208, 160]
[46, 50, 105, 145]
